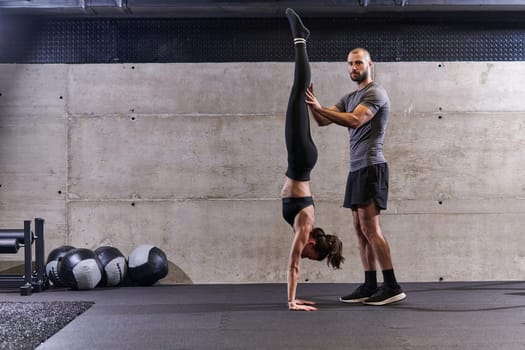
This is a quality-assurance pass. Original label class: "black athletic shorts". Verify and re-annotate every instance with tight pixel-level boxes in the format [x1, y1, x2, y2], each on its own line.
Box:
[343, 162, 388, 210]
[282, 197, 314, 227]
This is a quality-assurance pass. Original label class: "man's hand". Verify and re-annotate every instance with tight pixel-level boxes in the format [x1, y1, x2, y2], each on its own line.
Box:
[305, 83, 322, 111]
[305, 83, 333, 126]
[288, 299, 318, 311]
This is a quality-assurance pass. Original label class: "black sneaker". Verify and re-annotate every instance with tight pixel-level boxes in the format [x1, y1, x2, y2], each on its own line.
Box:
[340, 284, 376, 303]
[362, 285, 406, 306]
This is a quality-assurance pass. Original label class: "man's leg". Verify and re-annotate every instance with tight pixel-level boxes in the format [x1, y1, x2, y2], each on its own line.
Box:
[353, 208, 378, 271]
[339, 208, 378, 303]
[358, 201, 406, 305]
[357, 201, 393, 270]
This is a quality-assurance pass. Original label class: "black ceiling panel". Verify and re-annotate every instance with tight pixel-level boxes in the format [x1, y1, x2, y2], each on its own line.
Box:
[1, 15, 525, 63]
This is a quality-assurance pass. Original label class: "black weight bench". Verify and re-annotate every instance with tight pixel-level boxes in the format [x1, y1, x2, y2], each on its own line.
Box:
[0, 218, 47, 295]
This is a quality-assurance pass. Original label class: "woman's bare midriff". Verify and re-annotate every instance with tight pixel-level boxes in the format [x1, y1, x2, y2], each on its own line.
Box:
[281, 177, 312, 198]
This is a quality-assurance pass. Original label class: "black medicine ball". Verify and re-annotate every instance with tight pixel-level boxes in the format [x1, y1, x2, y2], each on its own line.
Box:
[95, 246, 127, 287]
[45, 245, 76, 287]
[128, 245, 169, 286]
[57, 248, 103, 290]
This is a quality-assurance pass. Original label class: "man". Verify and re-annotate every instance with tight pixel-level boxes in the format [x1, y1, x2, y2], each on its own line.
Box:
[305, 48, 406, 305]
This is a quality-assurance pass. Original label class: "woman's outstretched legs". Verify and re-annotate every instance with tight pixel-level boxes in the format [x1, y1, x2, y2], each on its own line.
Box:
[285, 8, 317, 182]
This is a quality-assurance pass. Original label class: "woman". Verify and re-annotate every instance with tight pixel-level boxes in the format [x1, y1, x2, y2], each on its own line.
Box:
[281, 8, 345, 311]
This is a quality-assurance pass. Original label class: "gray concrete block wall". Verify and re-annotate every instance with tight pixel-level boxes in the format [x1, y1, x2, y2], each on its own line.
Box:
[1, 61, 524, 283]
[0, 65, 68, 253]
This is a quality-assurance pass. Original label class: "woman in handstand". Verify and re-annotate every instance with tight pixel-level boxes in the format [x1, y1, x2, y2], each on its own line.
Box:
[282, 8, 345, 311]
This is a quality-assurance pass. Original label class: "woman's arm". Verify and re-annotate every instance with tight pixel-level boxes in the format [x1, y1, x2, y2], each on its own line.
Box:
[287, 210, 317, 311]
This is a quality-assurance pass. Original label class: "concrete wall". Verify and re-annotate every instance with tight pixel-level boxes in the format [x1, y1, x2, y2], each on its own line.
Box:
[1, 61, 524, 283]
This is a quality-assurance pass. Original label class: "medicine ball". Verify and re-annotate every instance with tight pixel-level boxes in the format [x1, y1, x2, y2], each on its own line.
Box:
[45, 245, 76, 287]
[58, 248, 103, 290]
[128, 245, 168, 286]
[95, 246, 127, 287]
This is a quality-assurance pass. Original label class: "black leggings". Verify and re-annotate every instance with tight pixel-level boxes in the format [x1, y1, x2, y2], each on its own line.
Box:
[285, 43, 317, 181]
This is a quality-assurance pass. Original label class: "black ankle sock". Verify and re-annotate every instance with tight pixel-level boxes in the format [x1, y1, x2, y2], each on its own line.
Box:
[382, 269, 399, 289]
[285, 8, 310, 40]
[364, 270, 377, 290]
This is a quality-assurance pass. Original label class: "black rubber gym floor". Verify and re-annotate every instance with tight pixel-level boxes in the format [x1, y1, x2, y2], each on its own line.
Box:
[1, 281, 525, 349]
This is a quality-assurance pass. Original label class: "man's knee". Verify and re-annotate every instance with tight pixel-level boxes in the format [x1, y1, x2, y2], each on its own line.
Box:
[357, 220, 373, 237]
[352, 219, 362, 233]
[358, 216, 381, 241]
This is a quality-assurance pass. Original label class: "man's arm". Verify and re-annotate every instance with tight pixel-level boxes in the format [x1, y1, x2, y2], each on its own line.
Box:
[309, 104, 339, 126]
[313, 104, 374, 129]
[305, 83, 374, 129]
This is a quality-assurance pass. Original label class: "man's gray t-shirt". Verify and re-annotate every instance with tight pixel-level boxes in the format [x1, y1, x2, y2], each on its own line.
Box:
[334, 82, 390, 171]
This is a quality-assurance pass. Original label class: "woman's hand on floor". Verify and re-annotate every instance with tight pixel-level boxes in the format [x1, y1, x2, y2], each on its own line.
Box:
[288, 299, 318, 311]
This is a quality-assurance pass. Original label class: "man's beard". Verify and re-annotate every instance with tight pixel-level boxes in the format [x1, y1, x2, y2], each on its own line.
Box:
[351, 70, 369, 83]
